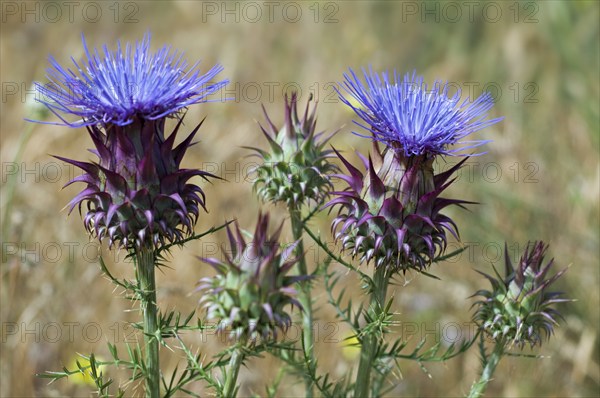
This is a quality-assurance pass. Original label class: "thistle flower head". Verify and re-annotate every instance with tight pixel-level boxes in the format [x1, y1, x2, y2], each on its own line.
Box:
[197, 213, 308, 340]
[326, 143, 472, 272]
[249, 93, 338, 209]
[472, 242, 570, 348]
[338, 68, 502, 157]
[31, 34, 228, 250]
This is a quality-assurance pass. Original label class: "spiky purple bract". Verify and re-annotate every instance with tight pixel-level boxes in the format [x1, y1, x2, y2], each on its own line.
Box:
[472, 242, 570, 348]
[326, 143, 472, 272]
[338, 68, 502, 157]
[60, 117, 216, 249]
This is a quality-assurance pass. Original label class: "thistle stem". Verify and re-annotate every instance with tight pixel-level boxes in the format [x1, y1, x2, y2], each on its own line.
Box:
[290, 208, 315, 397]
[223, 337, 247, 398]
[136, 249, 160, 398]
[467, 340, 505, 398]
[354, 266, 389, 398]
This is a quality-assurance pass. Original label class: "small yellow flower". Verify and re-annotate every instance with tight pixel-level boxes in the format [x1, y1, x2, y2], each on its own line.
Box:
[341, 334, 361, 361]
[67, 354, 105, 387]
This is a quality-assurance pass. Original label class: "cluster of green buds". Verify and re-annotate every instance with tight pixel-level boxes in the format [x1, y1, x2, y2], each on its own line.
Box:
[197, 213, 308, 340]
[472, 241, 569, 348]
[326, 142, 470, 272]
[248, 92, 338, 209]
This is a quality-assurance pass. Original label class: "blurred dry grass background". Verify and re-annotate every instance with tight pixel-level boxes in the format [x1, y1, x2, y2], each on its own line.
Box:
[1, 1, 599, 396]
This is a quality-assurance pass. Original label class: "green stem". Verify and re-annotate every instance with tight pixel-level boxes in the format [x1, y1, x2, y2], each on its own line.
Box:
[290, 208, 314, 397]
[354, 266, 389, 398]
[223, 338, 247, 398]
[136, 249, 160, 398]
[467, 340, 505, 398]
[156, 221, 232, 254]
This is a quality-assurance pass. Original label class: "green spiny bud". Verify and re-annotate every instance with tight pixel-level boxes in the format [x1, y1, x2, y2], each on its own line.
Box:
[197, 213, 309, 341]
[472, 242, 570, 348]
[248, 93, 338, 209]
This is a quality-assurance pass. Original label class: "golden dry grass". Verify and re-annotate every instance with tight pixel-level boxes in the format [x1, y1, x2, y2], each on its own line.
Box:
[1, 1, 598, 397]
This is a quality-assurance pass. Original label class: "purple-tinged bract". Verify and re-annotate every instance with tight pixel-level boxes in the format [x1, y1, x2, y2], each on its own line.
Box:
[34, 33, 227, 127]
[471, 242, 570, 348]
[338, 68, 502, 157]
[60, 117, 216, 249]
[326, 143, 472, 272]
[197, 213, 308, 341]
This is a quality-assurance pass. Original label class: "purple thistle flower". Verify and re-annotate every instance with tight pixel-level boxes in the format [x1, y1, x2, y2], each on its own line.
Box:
[338, 68, 502, 157]
[472, 242, 570, 348]
[30, 34, 228, 249]
[33, 33, 227, 127]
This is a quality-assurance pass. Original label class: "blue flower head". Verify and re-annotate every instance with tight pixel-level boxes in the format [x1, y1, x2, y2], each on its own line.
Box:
[338, 68, 502, 157]
[34, 33, 228, 127]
